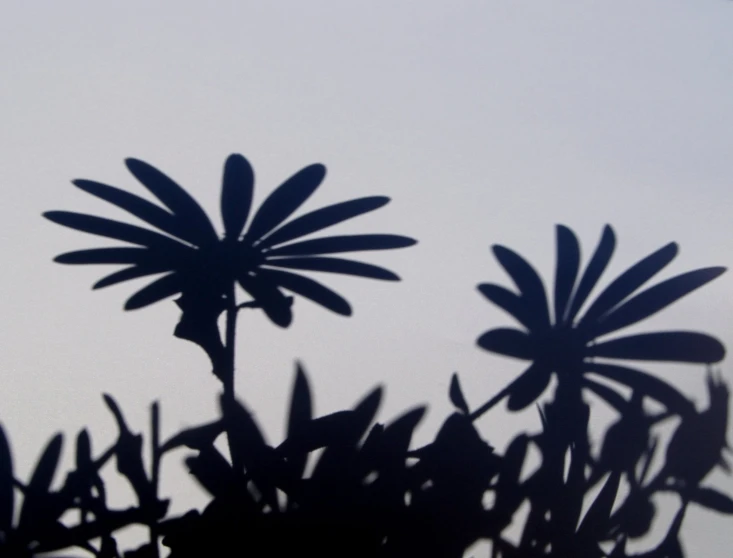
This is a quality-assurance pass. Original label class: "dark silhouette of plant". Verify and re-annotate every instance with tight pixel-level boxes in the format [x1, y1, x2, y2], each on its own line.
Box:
[43, 155, 416, 397]
[0, 158, 727, 557]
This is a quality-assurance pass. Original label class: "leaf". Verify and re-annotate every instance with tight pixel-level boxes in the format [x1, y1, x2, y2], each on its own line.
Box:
[264, 256, 399, 280]
[124, 273, 183, 310]
[72, 179, 196, 244]
[279, 411, 357, 455]
[261, 196, 390, 248]
[125, 158, 218, 244]
[554, 225, 581, 325]
[18, 433, 63, 532]
[219, 395, 269, 472]
[373, 407, 426, 465]
[0, 424, 13, 533]
[579, 242, 678, 328]
[246, 164, 325, 242]
[257, 268, 351, 316]
[688, 487, 733, 514]
[477, 283, 536, 331]
[576, 471, 621, 539]
[220, 154, 254, 239]
[492, 245, 551, 329]
[566, 225, 616, 323]
[43, 211, 193, 252]
[507, 363, 552, 411]
[585, 363, 695, 416]
[476, 328, 534, 360]
[160, 421, 224, 453]
[266, 234, 417, 257]
[590, 267, 727, 338]
[75, 430, 92, 469]
[184, 448, 236, 498]
[587, 331, 725, 364]
[351, 386, 383, 439]
[237, 274, 293, 327]
[449, 373, 470, 414]
[94, 263, 176, 289]
[287, 364, 312, 477]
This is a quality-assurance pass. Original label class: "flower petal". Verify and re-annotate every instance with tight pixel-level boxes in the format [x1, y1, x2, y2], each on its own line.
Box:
[220, 154, 254, 240]
[554, 225, 580, 325]
[260, 196, 390, 248]
[246, 164, 325, 243]
[566, 225, 616, 323]
[492, 245, 551, 329]
[581, 378, 627, 413]
[584, 363, 695, 416]
[125, 158, 218, 245]
[507, 362, 552, 411]
[266, 234, 416, 256]
[476, 328, 534, 360]
[587, 331, 725, 364]
[589, 267, 726, 338]
[124, 273, 183, 310]
[94, 264, 176, 289]
[55, 247, 156, 265]
[579, 242, 678, 329]
[264, 256, 399, 280]
[257, 268, 352, 316]
[43, 211, 192, 253]
[477, 283, 538, 331]
[237, 275, 293, 327]
[72, 179, 197, 245]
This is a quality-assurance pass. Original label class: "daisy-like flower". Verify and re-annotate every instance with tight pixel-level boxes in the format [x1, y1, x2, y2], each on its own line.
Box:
[475, 225, 726, 414]
[44, 155, 415, 379]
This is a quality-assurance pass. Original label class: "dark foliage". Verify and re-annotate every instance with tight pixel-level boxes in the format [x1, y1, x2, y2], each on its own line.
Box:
[3, 157, 728, 556]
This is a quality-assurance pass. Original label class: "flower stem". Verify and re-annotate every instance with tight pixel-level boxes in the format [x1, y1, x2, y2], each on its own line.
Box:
[223, 285, 238, 402]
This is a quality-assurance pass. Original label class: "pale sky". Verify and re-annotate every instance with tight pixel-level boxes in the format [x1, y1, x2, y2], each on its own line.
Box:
[1, 1, 732, 555]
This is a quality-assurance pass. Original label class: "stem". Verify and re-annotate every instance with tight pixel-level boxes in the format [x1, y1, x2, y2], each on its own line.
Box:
[148, 401, 161, 558]
[223, 284, 238, 402]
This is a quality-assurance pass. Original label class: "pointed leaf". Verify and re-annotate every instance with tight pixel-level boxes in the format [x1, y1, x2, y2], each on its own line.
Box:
[94, 264, 175, 289]
[554, 225, 581, 325]
[264, 256, 399, 280]
[261, 196, 390, 247]
[507, 363, 552, 411]
[585, 363, 695, 416]
[449, 373, 470, 414]
[351, 386, 383, 441]
[125, 158, 218, 244]
[688, 487, 733, 514]
[567, 225, 616, 322]
[492, 245, 551, 329]
[287, 364, 312, 477]
[577, 471, 621, 539]
[257, 268, 351, 316]
[237, 274, 293, 327]
[580, 242, 678, 328]
[72, 179, 196, 244]
[588, 331, 725, 364]
[160, 421, 224, 453]
[246, 164, 325, 242]
[477, 328, 534, 360]
[124, 273, 182, 310]
[267, 234, 416, 257]
[220, 395, 268, 470]
[75, 430, 92, 469]
[43, 211, 192, 252]
[590, 267, 726, 338]
[220, 154, 254, 239]
[18, 433, 63, 531]
[375, 407, 426, 463]
[0, 424, 13, 533]
[477, 283, 536, 331]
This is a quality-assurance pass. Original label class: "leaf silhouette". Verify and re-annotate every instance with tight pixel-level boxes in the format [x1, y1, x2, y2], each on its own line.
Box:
[18, 433, 63, 533]
[566, 225, 616, 322]
[160, 421, 224, 453]
[0, 424, 13, 533]
[220, 154, 254, 239]
[237, 274, 293, 327]
[580, 242, 678, 327]
[554, 225, 580, 325]
[265, 256, 399, 281]
[588, 331, 725, 363]
[576, 471, 620, 540]
[246, 164, 325, 242]
[507, 363, 552, 411]
[257, 268, 351, 316]
[492, 245, 551, 329]
[477, 328, 533, 360]
[590, 267, 726, 338]
[287, 364, 313, 477]
[687, 487, 733, 514]
[449, 373, 470, 414]
[125, 158, 218, 244]
[261, 196, 390, 248]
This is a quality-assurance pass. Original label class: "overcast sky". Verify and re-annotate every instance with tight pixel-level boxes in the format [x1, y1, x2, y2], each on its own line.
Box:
[1, 1, 732, 554]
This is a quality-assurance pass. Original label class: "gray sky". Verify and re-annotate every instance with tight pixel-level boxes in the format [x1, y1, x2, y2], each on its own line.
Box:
[1, 1, 732, 554]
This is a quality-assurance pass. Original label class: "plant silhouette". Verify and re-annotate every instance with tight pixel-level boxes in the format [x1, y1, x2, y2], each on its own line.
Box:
[1, 156, 730, 557]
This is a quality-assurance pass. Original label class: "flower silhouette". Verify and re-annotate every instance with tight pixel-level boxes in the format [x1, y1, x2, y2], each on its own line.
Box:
[44, 155, 416, 328]
[476, 225, 726, 413]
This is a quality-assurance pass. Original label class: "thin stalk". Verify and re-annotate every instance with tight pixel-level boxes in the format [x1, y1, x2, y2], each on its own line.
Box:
[222, 283, 243, 474]
[148, 401, 161, 558]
